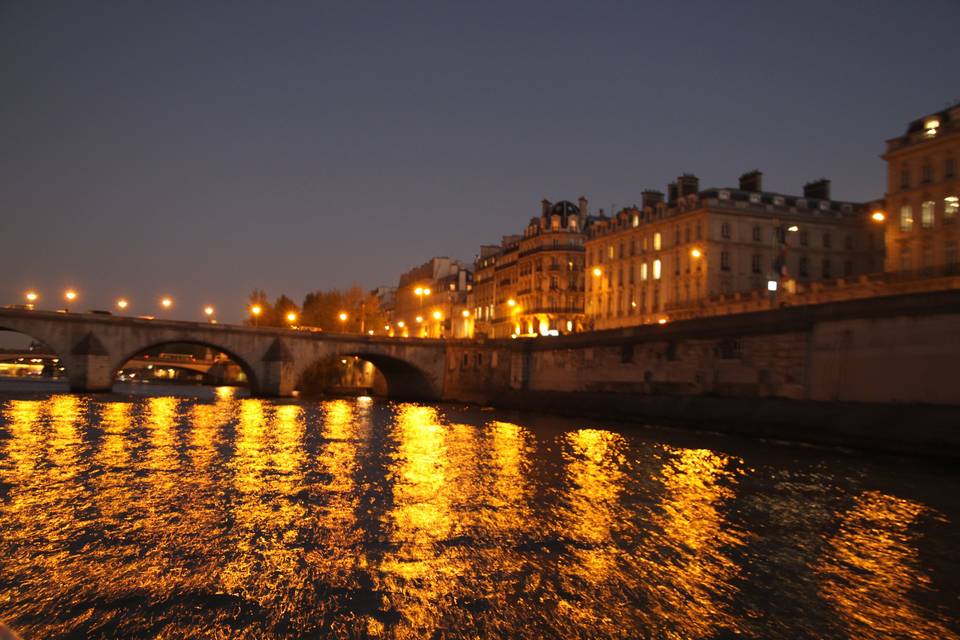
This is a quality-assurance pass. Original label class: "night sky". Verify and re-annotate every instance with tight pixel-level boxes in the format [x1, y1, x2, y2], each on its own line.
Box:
[3, 1, 959, 325]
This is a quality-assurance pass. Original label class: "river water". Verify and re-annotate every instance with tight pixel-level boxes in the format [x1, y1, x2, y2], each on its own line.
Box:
[0, 381, 958, 639]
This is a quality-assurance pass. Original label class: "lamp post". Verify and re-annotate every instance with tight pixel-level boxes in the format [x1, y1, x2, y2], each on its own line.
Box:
[338, 311, 348, 332]
[25, 291, 38, 309]
[64, 289, 77, 312]
[204, 306, 215, 323]
[116, 298, 129, 312]
[251, 304, 263, 327]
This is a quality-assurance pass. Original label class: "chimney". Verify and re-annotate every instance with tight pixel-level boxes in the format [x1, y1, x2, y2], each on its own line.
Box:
[677, 173, 700, 197]
[642, 189, 664, 210]
[667, 182, 679, 204]
[739, 170, 763, 192]
[541, 199, 551, 216]
[803, 179, 831, 201]
[577, 196, 589, 215]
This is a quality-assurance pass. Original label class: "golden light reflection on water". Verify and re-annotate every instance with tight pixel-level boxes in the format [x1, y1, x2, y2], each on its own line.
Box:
[0, 392, 958, 639]
[817, 490, 960, 640]
[641, 446, 749, 638]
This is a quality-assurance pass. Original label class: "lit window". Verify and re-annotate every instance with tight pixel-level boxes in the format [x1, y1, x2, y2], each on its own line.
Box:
[653, 259, 661, 280]
[608, 245, 614, 259]
[641, 262, 648, 281]
[945, 196, 958, 222]
[924, 118, 940, 137]
[921, 201, 935, 228]
[900, 205, 914, 232]
[653, 232, 662, 251]
[632, 215, 639, 227]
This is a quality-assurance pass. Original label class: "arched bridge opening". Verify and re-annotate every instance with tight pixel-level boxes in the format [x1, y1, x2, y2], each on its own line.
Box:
[112, 340, 259, 394]
[296, 352, 438, 401]
[0, 327, 68, 382]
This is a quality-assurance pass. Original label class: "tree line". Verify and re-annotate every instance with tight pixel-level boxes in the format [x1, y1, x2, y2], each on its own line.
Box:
[246, 286, 387, 333]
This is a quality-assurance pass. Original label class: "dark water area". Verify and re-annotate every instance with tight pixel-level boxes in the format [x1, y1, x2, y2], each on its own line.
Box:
[0, 382, 958, 639]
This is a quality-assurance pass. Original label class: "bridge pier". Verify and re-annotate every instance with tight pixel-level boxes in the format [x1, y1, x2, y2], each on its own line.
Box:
[67, 332, 115, 393]
[257, 338, 297, 398]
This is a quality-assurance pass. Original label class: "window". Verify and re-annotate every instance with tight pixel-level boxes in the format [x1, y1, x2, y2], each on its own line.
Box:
[844, 234, 853, 250]
[822, 258, 832, 279]
[696, 222, 702, 240]
[900, 167, 910, 189]
[844, 260, 853, 277]
[749, 193, 761, 204]
[947, 157, 956, 178]
[630, 239, 636, 256]
[674, 254, 681, 275]
[653, 259, 662, 280]
[674, 226, 680, 244]
[900, 246, 912, 271]
[653, 232, 662, 251]
[900, 205, 914, 232]
[752, 225, 761, 242]
[721, 223, 731, 239]
[607, 245, 614, 259]
[921, 201, 935, 228]
[945, 196, 958, 223]
[946, 241, 958, 267]
[751, 253, 761, 274]
[619, 242, 625, 259]
[922, 164, 933, 183]
[720, 251, 731, 271]
[799, 256, 809, 278]
[629, 263, 635, 284]
[684, 226, 691, 243]
[822, 232, 831, 249]
[800, 230, 808, 247]
[632, 215, 639, 227]
[641, 262, 648, 281]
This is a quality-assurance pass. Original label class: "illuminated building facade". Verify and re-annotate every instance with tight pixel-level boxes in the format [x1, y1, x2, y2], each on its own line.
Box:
[586, 172, 884, 329]
[392, 257, 472, 338]
[883, 104, 960, 275]
[472, 198, 593, 338]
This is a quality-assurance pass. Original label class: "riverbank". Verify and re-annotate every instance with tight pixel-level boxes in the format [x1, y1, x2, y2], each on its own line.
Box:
[483, 390, 960, 460]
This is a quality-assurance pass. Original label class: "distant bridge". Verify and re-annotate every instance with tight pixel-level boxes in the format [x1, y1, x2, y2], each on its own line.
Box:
[0, 309, 451, 398]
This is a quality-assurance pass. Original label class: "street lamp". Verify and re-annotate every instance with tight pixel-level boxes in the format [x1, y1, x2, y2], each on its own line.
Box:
[25, 291, 38, 309]
[250, 304, 263, 327]
[161, 297, 172, 311]
[286, 311, 298, 325]
[116, 298, 129, 311]
[432, 310, 442, 320]
[689, 248, 702, 259]
[64, 289, 77, 312]
[338, 311, 348, 331]
[592, 267, 603, 277]
[871, 210, 886, 223]
[507, 298, 516, 307]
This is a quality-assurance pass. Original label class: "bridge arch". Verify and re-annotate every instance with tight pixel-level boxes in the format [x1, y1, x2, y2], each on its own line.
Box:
[296, 350, 439, 400]
[112, 339, 260, 393]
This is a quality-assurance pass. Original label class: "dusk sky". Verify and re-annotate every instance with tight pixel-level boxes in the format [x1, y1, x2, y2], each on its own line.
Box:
[3, 1, 959, 324]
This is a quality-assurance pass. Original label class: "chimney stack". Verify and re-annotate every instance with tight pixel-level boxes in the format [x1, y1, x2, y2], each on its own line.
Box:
[677, 173, 700, 197]
[739, 170, 763, 192]
[642, 189, 664, 210]
[577, 196, 589, 215]
[803, 179, 831, 201]
[541, 199, 551, 216]
[667, 182, 679, 204]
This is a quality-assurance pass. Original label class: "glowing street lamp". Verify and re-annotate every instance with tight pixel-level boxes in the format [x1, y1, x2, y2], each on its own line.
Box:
[25, 291, 38, 303]
[415, 315, 423, 323]
[64, 289, 77, 312]
[507, 298, 516, 307]
[592, 267, 603, 277]
[432, 310, 442, 320]
[286, 311, 298, 325]
[689, 248, 702, 259]
[787, 225, 799, 233]
[161, 297, 173, 310]
[397, 320, 405, 328]
[461, 309, 470, 318]
[250, 304, 263, 327]
[204, 306, 214, 317]
[871, 210, 887, 223]
[116, 298, 129, 311]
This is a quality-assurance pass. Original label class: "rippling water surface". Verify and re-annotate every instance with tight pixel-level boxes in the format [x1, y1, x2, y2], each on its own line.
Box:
[1, 383, 958, 639]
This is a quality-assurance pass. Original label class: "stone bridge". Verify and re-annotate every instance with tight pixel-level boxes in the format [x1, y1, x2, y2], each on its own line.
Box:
[0, 308, 451, 399]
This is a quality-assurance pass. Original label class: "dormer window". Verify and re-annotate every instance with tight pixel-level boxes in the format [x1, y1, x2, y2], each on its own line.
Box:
[749, 193, 761, 204]
[819, 201, 830, 211]
[719, 190, 730, 200]
[631, 214, 639, 228]
[773, 196, 785, 206]
[924, 118, 940, 138]
[569, 215, 578, 230]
